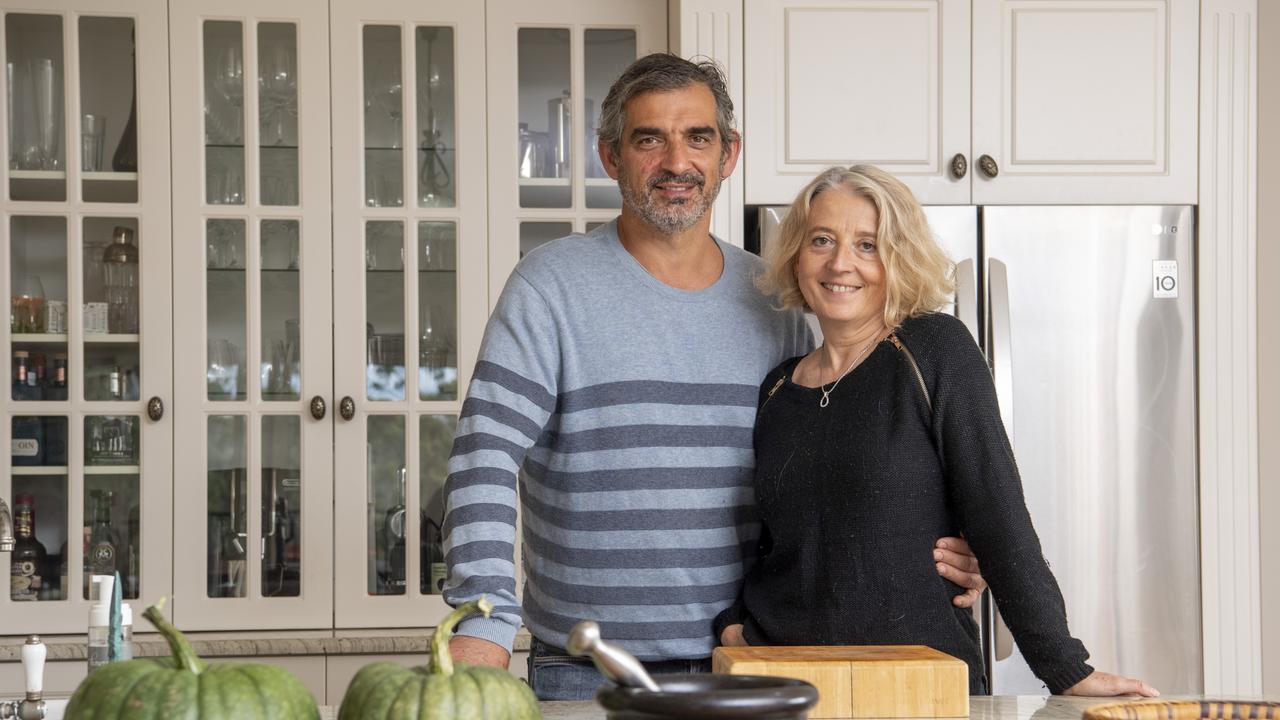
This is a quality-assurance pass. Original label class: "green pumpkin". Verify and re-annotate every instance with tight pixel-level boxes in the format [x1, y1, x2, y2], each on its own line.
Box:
[66, 598, 320, 719]
[339, 596, 541, 719]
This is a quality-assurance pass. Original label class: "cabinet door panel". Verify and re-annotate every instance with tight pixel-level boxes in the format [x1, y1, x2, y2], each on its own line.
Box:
[744, 0, 971, 205]
[1, 0, 171, 636]
[331, 0, 486, 629]
[170, 0, 332, 630]
[971, 0, 1197, 204]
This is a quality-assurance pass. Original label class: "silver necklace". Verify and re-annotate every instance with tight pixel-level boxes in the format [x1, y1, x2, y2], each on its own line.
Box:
[818, 332, 882, 408]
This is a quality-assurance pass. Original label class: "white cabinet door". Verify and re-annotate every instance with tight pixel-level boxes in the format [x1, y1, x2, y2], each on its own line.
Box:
[1, 0, 172, 634]
[330, 0, 487, 629]
[744, 0, 972, 206]
[971, 0, 1198, 204]
[485, 0, 667, 306]
[170, 0, 333, 630]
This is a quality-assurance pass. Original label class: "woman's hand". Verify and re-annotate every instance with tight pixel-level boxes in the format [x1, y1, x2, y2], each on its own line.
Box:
[934, 536, 987, 608]
[720, 624, 748, 647]
[1063, 671, 1159, 697]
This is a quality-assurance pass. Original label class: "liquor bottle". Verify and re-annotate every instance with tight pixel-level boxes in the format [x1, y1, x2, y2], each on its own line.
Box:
[421, 514, 447, 595]
[49, 352, 68, 401]
[85, 491, 121, 593]
[10, 494, 48, 601]
[11, 413, 44, 466]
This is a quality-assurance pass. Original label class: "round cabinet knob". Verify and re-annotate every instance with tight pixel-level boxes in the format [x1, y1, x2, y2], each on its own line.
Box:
[950, 153, 968, 180]
[977, 154, 999, 178]
[339, 396, 356, 421]
[146, 397, 164, 421]
[310, 395, 326, 420]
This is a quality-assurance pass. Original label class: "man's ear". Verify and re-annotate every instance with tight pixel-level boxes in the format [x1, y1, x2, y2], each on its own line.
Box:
[719, 130, 742, 179]
[598, 139, 620, 180]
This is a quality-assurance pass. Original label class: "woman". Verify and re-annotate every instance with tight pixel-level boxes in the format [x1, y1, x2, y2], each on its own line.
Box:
[713, 165, 1156, 697]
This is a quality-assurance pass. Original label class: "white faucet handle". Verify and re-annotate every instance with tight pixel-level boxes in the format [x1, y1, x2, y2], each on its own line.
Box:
[22, 635, 45, 696]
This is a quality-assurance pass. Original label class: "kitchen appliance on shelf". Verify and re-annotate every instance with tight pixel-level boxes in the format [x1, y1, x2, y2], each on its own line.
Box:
[756, 204, 1201, 694]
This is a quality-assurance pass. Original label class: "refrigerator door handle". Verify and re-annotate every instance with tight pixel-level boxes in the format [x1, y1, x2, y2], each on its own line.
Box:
[985, 256, 1017, 664]
[954, 258, 980, 344]
[987, 257, 1014, 435]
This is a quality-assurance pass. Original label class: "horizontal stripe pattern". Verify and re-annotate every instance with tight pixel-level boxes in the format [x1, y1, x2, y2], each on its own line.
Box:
[444, 230, 812, 657]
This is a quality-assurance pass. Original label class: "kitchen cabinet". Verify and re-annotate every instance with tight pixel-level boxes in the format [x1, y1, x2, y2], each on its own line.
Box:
[484, 0, 667, 305]
[743, 0, 1198, 206]
[1, 0, 173, 635]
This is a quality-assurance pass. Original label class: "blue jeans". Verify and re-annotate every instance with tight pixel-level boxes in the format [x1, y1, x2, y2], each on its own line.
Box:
[527, 637, 713, 701]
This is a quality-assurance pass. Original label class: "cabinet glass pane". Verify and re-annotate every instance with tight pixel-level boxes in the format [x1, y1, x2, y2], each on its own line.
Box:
[11, 416, 68, 468]
[10, 469, 67, 602]
[584, 29, 634, 209]
[417, 222, 457, 401]
[10, 216, 67, 401]
[364, 26, 403, 208]
[78, 16, 138, 203]
[83, 218, 141, 402]
[83, 438, 140, 601]
[518, 28, 571, 208]
[261, 415, 300, 597]
[520, 221, 571, 259]
[368, 414, 406, 596]
[261, 220, 300, 400]
[6, 14, 66, 202]
[207, 415, 247, 598]
[204, 21, 245, 205]
[258, 23, 299, 206]
[585, 221, 606, 233]
[419, 414, 455, 595]
[207, 219, 247, 401]
[367, 221, 405, 401]
[415, 27, 455, 208]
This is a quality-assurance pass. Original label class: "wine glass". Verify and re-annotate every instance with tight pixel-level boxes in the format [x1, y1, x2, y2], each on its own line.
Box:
[211, 46, 244, 143]
[365, 62, 403, 149]
[259, 45, 297, 146]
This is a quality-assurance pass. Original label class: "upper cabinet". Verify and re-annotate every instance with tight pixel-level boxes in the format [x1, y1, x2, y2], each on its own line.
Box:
[1, 0, 173, 635]
[484, 0, 667, 305]
[744, 0, 1198, 206]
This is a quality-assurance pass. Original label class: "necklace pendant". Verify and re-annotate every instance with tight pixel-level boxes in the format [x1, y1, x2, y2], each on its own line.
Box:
[819, 392, 830, 408]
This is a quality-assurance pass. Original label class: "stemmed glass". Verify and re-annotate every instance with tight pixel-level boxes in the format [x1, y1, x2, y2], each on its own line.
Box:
[259, 45, 297, 146]
[365, 62, 403, 149]
[211, 46, 245, 143]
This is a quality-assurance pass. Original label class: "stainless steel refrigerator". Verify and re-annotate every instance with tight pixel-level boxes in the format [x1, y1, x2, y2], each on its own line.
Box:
[757, 205, 1202, 694]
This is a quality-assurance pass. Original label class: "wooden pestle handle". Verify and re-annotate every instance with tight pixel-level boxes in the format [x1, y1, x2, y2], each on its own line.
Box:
[1084, 700, 1280, 720]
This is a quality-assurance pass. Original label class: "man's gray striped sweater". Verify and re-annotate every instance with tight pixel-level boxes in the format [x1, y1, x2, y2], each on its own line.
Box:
[443, 220, 811, 660]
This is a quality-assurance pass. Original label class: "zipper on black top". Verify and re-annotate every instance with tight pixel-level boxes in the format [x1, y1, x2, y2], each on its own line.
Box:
[888, 333, 932, 413]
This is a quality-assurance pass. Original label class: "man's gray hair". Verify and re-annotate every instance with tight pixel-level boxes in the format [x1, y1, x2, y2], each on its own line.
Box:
[597, 53, 737, 160]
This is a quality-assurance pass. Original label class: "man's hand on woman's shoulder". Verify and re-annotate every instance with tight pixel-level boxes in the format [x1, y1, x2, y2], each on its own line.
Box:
[933, 536, 987, 608]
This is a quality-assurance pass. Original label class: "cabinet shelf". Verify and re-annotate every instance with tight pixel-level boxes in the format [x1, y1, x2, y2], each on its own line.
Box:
[85, 334, 141, 343]
[7, 170, 139, 181]
[10, 466, 69, 475]
[85, 465, 141, 474]
[12, 333, 69, 343]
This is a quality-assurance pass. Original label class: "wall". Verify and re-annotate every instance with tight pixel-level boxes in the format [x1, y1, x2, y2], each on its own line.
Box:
[1260, 0, 1279, 695]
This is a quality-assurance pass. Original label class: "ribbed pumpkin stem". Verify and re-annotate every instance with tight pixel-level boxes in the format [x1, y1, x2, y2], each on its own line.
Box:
[143, 597, 206, 675]
[431, 596, 493, 677]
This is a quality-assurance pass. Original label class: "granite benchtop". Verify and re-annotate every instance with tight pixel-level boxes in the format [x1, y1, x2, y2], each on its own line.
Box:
[0, 629, 533, 662]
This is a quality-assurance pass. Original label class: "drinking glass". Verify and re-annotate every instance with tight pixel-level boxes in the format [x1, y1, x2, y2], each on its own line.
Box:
[212, 46, 244, 143]
[31, 59, 60, 170]
[81, 114, 106, 171]
[258, 44, 297, 146]
[10, 274, 46, 333]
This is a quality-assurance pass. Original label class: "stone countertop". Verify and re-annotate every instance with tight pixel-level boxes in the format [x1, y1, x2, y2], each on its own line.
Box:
[0, 630, 533, 662]
[313, 696, 1280, 720]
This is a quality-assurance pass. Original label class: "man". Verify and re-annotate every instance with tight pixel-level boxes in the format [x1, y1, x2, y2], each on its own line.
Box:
[442, 53, 985, 700]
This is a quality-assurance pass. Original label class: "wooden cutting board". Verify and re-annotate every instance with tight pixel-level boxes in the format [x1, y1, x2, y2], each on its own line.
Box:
[1082, 700, 1280, 720]
[712, 645, 968, 719]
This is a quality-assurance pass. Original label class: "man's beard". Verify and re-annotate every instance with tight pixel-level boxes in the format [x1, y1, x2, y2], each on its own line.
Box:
[618, 163, 722, 235]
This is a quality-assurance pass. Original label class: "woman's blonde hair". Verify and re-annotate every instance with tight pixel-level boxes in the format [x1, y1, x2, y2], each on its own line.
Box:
[758, 164, 955, 329]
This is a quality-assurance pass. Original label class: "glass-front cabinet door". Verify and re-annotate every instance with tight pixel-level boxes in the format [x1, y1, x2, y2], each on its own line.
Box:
[331, 0, 486, 628]
[0, 0, 172, 635]
[170, 0, 333, 630]
[485, 0, 666, 306]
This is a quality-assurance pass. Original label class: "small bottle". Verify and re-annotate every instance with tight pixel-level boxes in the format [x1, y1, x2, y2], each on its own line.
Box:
[50, 352, 68, 401]
[87, 575, 133, 672]
[12, 350, 30, 401]
[108, 365, 122, 400]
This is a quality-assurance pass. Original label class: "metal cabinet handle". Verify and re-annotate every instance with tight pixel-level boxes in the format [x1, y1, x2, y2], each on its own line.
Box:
[977, 154, 999, 178]
[310, 395, 326, 420]
[339, 396, 356, 421]
[146, 397, 164, 421]
[950, 153, 968, 180]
